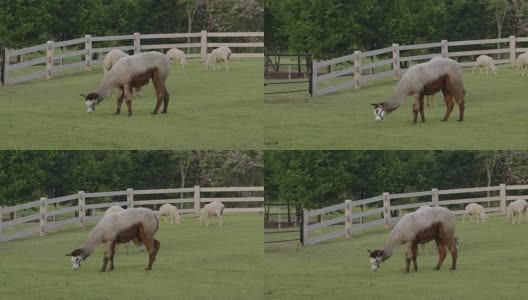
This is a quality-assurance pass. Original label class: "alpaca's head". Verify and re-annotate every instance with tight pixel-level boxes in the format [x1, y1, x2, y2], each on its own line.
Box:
[368, 249, 386, 271]
[176, 213, 182, 225]
[371, 103, 386, 121]
[66, 249, 88, 271]
[81, 93, 104, 113]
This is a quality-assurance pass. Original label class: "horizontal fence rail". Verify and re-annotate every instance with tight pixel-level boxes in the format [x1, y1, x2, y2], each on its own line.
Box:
[0, 186, 263, 242]
[301, 183, 527, 246]
[1, 30, 263, 86]
[312, 35, 526, 96]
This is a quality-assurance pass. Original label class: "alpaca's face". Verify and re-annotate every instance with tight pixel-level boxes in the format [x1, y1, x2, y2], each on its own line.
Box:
[81, 93, 102, 113]
[368, 249, 384, 271]
[371, 104, 385, 121]
[71, 255, 83, 270]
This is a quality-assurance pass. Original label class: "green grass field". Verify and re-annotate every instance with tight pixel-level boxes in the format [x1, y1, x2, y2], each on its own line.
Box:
[0, 214, 263, 300]
[264, 214, 528, 300]
[264, 65, 528, 149]
[0, 59, 262, 150]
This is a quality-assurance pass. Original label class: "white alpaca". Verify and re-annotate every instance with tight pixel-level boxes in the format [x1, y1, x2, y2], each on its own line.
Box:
[81, 51, 170, 116]
[159, 203, 181, 224]
[103, 49, 129, 74]
[200, 201, 225, 227]
[516, 52, 528, 76]
[506, 199, 528, 224]
[462, 203, 488, 224]
[166, 48, 188, 68]
[204, 46, 232, 72]
[472, 55, 498, 76]
[66, 208, 160, 272]
[371, 57, 466, 124]
[368, 206, 457, 272]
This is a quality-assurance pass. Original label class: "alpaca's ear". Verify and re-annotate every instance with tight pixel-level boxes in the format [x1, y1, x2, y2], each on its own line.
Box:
[367, 249, 372, 253]
[80, 94, 86, 98]
[370, 103, 380, 108]
[65, 252, 72, 256]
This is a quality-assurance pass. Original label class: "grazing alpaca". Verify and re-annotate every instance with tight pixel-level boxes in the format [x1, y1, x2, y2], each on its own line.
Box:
[516, 52, 528, 76]
[371, 57, 465, 124]
[472, 55, 498, 76]
[166, 48, 188, 68]
[66, 208, 160, 272]
[200, 201, 225, 227]
[159, 203, 182, 224]
[81, 51, 170, 116]
[462, 203, 488, 224]
[204, 46, 232, 72]
[506, 199, 528, 224]
[368, 206, 457, 273]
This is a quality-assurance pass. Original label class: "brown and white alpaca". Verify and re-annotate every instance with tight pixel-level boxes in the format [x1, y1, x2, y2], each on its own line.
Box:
[506, 199, 528, 224]
[81, 51, 170, 116]
[368, 206, 458, 273]
[66, 208, 160, 272]
[371, 57, 466, 124]
[462, 203, 488, 224]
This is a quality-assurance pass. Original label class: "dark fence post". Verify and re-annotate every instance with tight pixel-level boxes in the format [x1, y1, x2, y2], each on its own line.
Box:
[1, 44, 4, 86]
[300, 209, 305, 245]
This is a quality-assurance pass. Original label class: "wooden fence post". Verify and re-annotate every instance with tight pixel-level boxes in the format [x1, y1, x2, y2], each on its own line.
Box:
[127, 188, 134, 208]
[432, 188, 439, 207]
[500, 184, 507, 214]
[0, 206, 3, 241]
[302, 209, 308, 245]
[392, 43, 400, 80]
[509, 36, 516, 66]
[383, 192, 391, 228]
[345, 200, 352, 238]
[85, 35, 92, 71]
[354, 50, 362, 88]
[311, 60, 318, 96]
[78, 191, 86, 227]
[2, 48, 11, 85]
[46, 41, 54, 79]
[194, 185, 201, 216]
[200, 30, 208, 61]
[40, 197, 48, 236]
[133, 32, 141, 55]
[441, 40, 448, 58]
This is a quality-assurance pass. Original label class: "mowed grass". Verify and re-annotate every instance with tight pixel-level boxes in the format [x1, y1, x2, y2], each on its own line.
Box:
[0, 59, 262, 150]
[264, 214, 528, 300]
[264, 65, 528, 149]
[0, 214, 263, 300]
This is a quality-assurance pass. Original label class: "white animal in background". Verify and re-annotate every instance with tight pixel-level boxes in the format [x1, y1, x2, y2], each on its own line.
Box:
[200, 201, 225, 227]
[506, 199, 528, 224]
[204, 46, 232, 72]
[516, 52, 528, 76]
[166, 48, 188, 68]
[159, 203, 182, 224]
[472, 55, 498, 76]
[462, 203, 488, 224]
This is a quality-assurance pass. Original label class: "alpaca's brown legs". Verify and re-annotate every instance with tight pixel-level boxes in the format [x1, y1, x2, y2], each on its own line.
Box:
[457, 98, 465, 122]
[152, 70, 164, 114]
[116, 89, 125, 114]
[101, 241, 115, 272]
[109, 241, 117, 271]
[434, 239, 447, 270]
[411, 243, 418, 271]
[162, 87, 169, 113]
[412, 95, 420, 124]
[418, 94, 425, 123]
[405, 248, 412, 273]
[441, 93, 455, 122]
[140, 225, 160, 271]
[446, 238, 458, 270]
[123, 84, 133, 116]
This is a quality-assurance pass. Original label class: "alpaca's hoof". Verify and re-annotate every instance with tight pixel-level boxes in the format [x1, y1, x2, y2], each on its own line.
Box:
[161, 111, 167, 114]
[100, 269, 106, 272]
[433, 267, 440, 271]
[450, 267, 456, 270]
[151, 112, 158, 115]
[115, 112, 120, 115]
[441, 119, 447, 122]
[457, 119, 464, 122]
[145, 268, 152, 271]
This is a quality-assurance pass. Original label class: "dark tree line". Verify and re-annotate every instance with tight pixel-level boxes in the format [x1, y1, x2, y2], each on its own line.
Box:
[0, 151, 263, 206]
[0, 0, 264, 48]
[265, 151, 528, 209]
[265, 0, 528, 59]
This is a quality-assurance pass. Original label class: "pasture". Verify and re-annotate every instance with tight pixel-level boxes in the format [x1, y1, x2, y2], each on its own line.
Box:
[0, 214, 262, 300]
[264, 214, 528, 300]
[264, 65, 528, 149]
[0, 59, 262, 150]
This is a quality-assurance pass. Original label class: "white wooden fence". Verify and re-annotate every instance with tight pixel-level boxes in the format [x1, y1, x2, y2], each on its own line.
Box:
[312, 36, 528, 96]
[302, 183, 527, 245]
[1, 31, 264, 85]
[0, 185, 263, 242]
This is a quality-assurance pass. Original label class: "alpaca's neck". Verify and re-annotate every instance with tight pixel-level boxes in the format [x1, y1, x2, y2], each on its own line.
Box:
[96, 75, 118, 98]
[79, 227, 103, 258]
[382, 230, 404, 258]
[383, 93, 406, 113]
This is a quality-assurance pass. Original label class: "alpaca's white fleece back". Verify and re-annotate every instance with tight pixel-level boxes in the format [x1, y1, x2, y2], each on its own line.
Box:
[166, 48, 187, 66]
[85, 208, 158, 248]
[104, 205, 125, 216]
[464, 203, 486, 215]
[159, 203, 181, 223]
[507, 199, 528, 218]
[97, 51, 170, 97]
[201, 201, 224, 216]
[383, 206, 456, 257]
